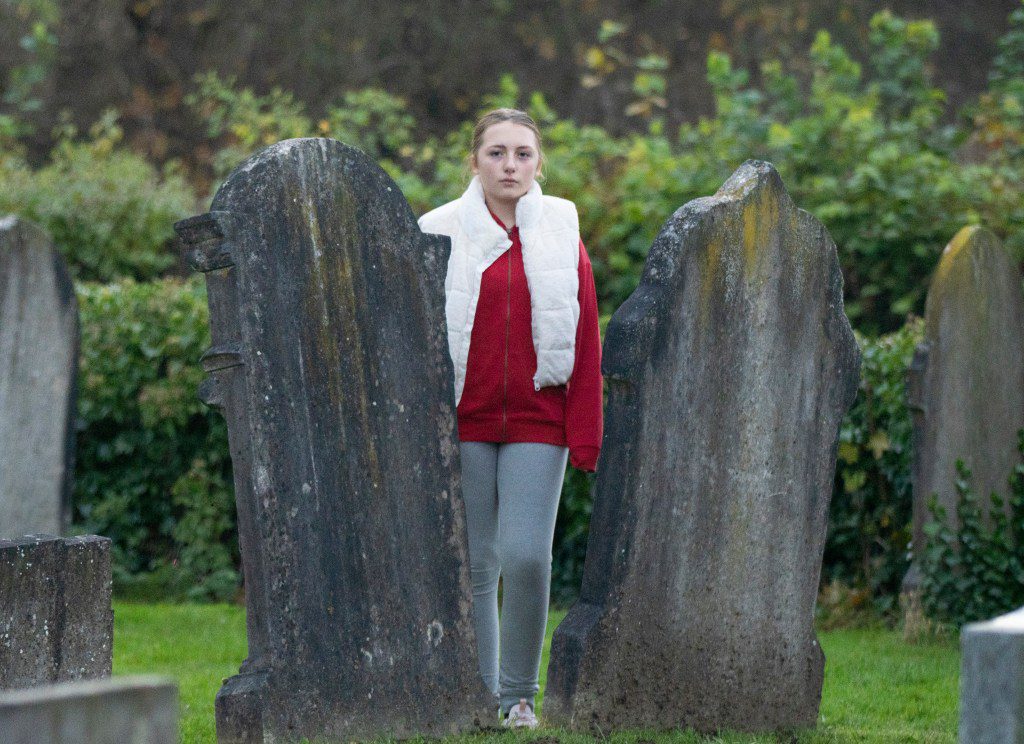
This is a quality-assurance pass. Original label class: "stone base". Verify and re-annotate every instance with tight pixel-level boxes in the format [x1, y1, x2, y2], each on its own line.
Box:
[215, 669, 493, 743]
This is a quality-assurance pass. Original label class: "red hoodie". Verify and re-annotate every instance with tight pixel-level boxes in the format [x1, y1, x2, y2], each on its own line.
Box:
[456, 213, 603, 472]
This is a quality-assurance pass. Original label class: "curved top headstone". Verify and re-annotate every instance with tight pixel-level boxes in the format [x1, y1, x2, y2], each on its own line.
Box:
[175, 138, 492, 743]
[545, 160, 860, 734]
[909, 225, 1024, 556]
[0, 216, 78, 539]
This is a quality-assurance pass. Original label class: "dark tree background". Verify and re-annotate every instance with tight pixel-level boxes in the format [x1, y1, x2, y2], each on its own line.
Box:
[2, 0, 1018, 166]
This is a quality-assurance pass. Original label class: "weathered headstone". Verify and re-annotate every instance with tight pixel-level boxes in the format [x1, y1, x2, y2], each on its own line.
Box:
[0, 535, 113, 690]
[960, 606, 1024, 743]
[907, 226, 1024, 569]
[0, 675, 177, 744]
[545, 160, 860, 733]
[0, 216, 78, 538]
[174, 138, 492, 743]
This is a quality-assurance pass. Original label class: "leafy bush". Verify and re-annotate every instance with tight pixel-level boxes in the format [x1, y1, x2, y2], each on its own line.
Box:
[824, 320, 922, 613]
[920, 436, 1024, 627]
[75, 278, 237, 601]
[183, 7, 1024, 334]
[552, 468, 596, 605]
[0, 112, 195, 282]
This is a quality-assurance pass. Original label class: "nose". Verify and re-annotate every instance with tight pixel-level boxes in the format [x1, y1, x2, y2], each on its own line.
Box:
[503, 153, 516, 171]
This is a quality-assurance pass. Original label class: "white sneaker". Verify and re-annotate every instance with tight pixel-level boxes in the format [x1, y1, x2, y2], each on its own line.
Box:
[503, 698, 539, 729]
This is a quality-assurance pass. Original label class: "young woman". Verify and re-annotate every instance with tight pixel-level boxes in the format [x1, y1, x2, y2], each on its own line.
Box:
[418, 109, 603, 728]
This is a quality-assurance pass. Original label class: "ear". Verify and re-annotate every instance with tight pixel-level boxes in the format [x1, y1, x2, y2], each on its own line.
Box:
[470, 153, 479, 174]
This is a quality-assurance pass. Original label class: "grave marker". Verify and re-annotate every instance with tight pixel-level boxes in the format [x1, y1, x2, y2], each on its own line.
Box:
[545, 160, 860, 733]
[0, 535, 112, 690]
[907, 226, 1024, 567]
[175, 138, 492, 743]
[0, 216, 78, 538]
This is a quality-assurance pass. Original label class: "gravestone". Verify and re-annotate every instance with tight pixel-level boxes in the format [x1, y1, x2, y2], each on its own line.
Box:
[0, 216, 78, 538]
[544, 160, 860, 734]
[0, 675, 176, 744]
[174, 137, 492, 743]
[907, 226, 1024, 568]
[960, 606, 1024, 743]
[0, 534, 113, 690]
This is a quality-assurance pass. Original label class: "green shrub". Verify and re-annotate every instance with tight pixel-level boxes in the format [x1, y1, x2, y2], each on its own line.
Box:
[75, 278, 237, 601]
[824, 320, 922, 613]
[551, 468, 595, 605]
[920, 435, 1024, 627]
[0, 112, 196, 282]
[182, 6, 1024, 334]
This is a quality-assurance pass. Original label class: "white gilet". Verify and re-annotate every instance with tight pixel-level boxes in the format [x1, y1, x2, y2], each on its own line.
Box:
[418, 176, 580, 405]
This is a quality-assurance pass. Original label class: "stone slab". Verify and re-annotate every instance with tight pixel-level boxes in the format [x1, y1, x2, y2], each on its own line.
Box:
[0, 215, 78, 538]
[0, 534, 113, 690]
[908, 226, 1024, 561]
[174, 137, 492, 743]
[544, 160, 860, 734]
[0, 675, 177, 744]
[960, 606, 1024, 743]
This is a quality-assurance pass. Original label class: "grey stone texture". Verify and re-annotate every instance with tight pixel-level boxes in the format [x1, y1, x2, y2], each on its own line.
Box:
[908, 226, 1024, 562]
[0, 534, 113, 690]
[544, 160, 860, 734]
[174, 138, 492, 743]
[0, 216, 78, 539]
[960, 606, 1024, 743]
[0, 675, 177, 744]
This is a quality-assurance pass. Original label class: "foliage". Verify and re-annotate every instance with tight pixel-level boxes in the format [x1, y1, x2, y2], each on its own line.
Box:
[180, 8, 1024, 334]
[75, 278, 238, 601]
[919, 434, 1024, 628]
[0, 0, 58, 149]
[824, 320, 922, 614]
[965, 0, 1024, 257]
[0, 112, 195, 282]
[551, 468, 595, 604]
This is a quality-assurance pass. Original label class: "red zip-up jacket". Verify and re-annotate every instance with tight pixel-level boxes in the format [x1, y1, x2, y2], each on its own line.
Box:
[457, 213, 603, 472]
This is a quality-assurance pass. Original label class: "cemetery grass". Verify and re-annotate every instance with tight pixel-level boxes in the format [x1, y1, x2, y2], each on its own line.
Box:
[113, 603, 959, 744]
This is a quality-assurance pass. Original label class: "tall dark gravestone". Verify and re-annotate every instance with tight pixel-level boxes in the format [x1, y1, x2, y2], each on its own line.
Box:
[544, 161, 860, 734]
[174, 138, 492, 743]
[907, 226, 1024, 568]
[0, 216, 78, 538]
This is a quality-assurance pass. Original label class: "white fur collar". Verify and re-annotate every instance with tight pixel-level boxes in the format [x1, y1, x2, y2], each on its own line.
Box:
[457, 175, 544, 247]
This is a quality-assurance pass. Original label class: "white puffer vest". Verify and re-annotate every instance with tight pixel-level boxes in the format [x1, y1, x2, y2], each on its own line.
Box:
[418, 176, 580, 405]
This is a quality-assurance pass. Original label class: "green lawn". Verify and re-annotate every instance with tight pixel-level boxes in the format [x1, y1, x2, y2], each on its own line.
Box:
[113, 602, 960, 743]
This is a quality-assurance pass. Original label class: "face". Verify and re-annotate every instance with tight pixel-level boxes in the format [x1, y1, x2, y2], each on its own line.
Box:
[471, 120, 542, 207]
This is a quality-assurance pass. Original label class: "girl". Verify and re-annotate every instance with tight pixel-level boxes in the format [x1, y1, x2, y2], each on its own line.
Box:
[419, 108, 603, 728]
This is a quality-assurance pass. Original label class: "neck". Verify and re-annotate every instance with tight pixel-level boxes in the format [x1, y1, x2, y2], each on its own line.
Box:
[484, 195, 517, 229]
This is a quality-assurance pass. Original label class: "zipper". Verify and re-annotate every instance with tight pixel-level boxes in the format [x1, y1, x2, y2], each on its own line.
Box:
[501, 245, 512, 440]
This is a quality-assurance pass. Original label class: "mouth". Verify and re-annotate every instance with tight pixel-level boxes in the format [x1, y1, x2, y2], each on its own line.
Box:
[500, 179, 518, 186]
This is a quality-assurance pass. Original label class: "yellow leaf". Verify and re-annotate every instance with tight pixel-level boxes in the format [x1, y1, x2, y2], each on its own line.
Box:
[868, 431, 890, 460]
[838, 441, 859, 464]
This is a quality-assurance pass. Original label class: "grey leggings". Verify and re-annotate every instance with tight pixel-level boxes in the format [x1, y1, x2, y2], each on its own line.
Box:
[460, 441, 569, 715]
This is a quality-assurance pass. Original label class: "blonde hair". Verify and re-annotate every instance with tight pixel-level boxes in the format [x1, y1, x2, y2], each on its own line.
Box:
[469, 108, 544, 180]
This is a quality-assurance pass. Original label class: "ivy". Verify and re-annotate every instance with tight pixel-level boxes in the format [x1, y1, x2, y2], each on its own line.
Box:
[920, 432, 1024, 627]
